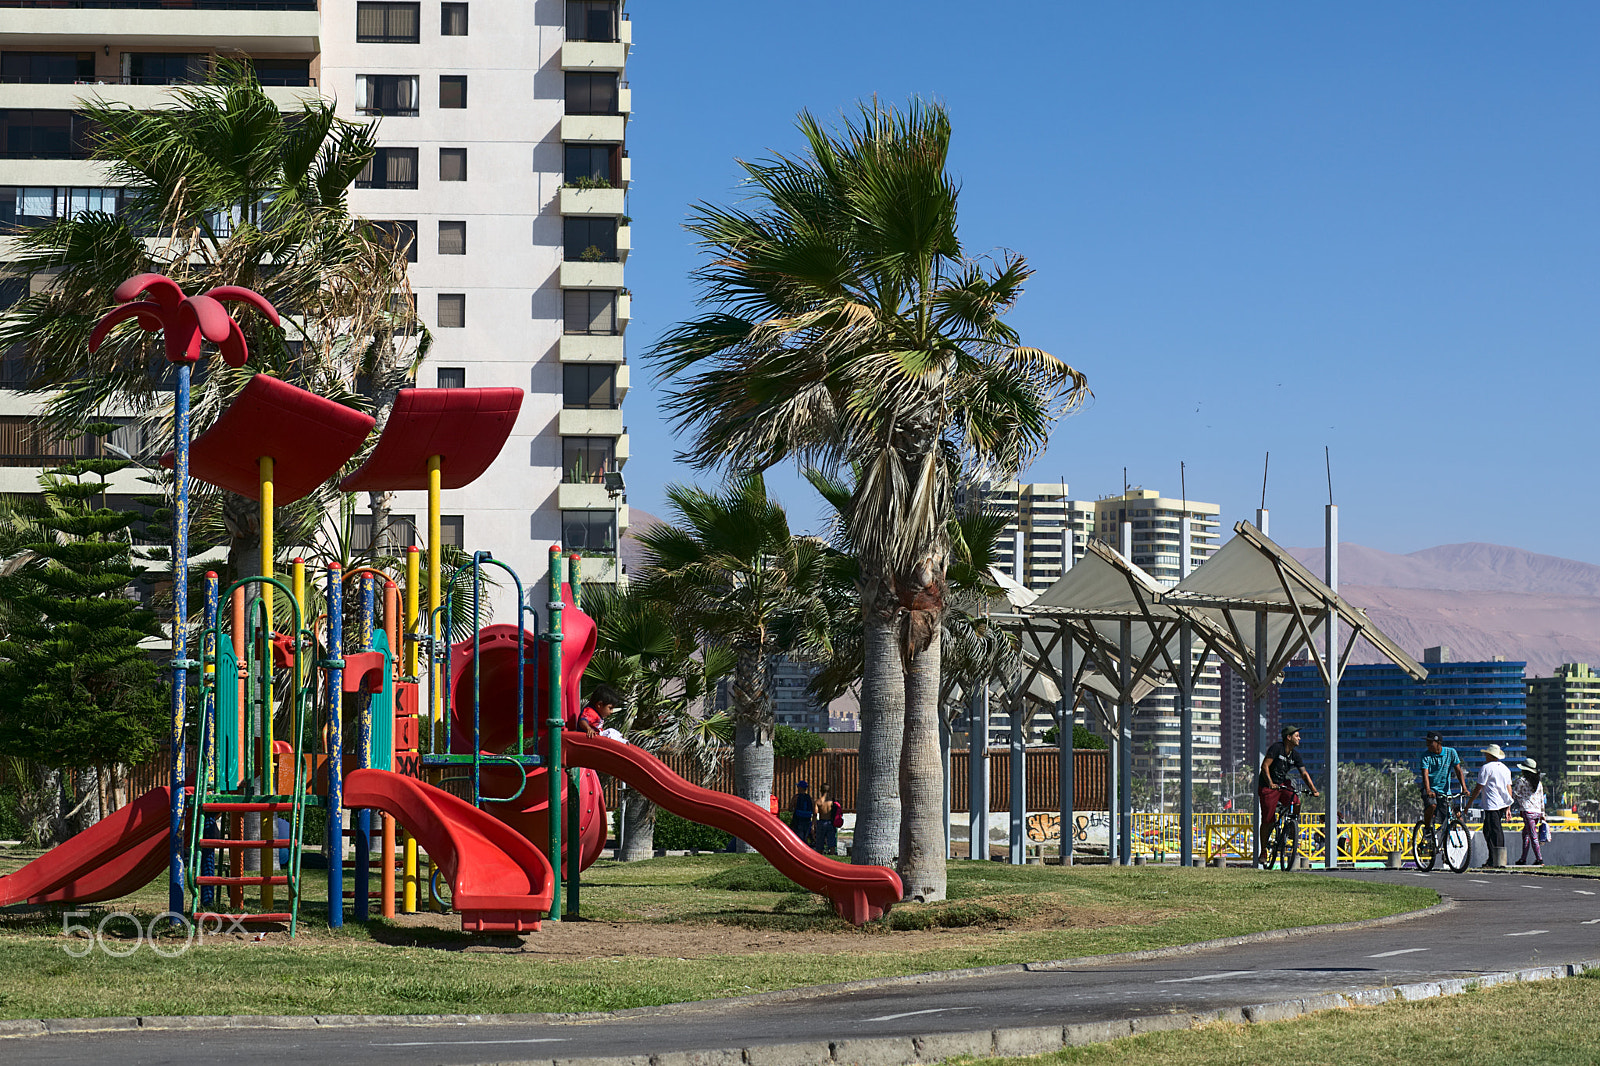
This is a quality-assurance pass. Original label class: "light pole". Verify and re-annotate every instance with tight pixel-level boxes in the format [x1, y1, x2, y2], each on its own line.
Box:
[1387, 764, 1405, 824]
[602, 469, 626, 585]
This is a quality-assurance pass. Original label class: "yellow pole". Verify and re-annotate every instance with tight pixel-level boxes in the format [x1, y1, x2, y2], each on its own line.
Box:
[258, 454, 275, 912]
[403, 545, 420, 913]
[427, 454, 442, 911]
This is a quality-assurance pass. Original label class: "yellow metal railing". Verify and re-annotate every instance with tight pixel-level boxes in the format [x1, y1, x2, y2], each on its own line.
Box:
[1132, 813, 1600, 865]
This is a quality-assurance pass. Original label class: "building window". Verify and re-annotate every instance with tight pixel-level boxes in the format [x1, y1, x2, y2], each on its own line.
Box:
[436, 367, 465, 389]
[562, 436, 615, 483]
[356, 74, 419, 116]
[438, 75, 467, 109]
[561, 510, 614, 552]
[356, 147, 418, 189]
[356, 2, 421, 43]
[564, 72, 618, 115]
[563, 364, 616, 410]
[441, 3, 469, 36]
[0, 186, 130, 226]
[252, 59, 312, 87]
[564, 143, 619, 186]
[352, 513, 418, 551]
[441, 514, 464, 549]
[437, 293, 465, 328]
[0, 110, 96, 160]
[563, 217, 617, 261]
[563, 289, 617, 334]
[367, 219, 417, 262]
[566, 1, 619, 42]
[124, 53, 207, 85]
[437, 220, 465, 255]
[0, 52, 95, 84]
[439, 147, 467, 181]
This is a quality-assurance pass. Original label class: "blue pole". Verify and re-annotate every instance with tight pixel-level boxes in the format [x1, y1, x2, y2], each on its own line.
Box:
[168, 361, 191, 917]
[354, 573, 374, 922]
[327, 562, 344, 928]
[200, 570, 218, 908]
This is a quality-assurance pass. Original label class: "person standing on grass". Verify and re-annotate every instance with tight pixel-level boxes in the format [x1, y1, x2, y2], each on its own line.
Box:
[789, 780, 814, 845]
[1513, 758, 1547, 866]
[1468, 744, 1513, 868]
[813, 784, 839, 855]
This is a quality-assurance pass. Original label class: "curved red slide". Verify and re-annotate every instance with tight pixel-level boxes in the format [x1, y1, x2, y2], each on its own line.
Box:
[344, 768, 553, 933]
[0, 787, 171, 906]
[563, 733, 902, 925]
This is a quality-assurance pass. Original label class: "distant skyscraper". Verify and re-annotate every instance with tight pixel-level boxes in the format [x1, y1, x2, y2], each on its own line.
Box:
[1526, 663, 1600, 783]
[1279, 658, 1528, 778]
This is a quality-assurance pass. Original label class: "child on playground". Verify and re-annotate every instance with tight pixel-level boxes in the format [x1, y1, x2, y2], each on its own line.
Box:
[576, 684, 627, 742]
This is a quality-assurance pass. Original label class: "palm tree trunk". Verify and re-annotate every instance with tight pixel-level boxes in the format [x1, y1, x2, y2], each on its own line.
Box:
[855, 607, 904, 866]
[898, 624, 945, 900]
[619, 789, 657, 861]
[731, 649, 773, 853]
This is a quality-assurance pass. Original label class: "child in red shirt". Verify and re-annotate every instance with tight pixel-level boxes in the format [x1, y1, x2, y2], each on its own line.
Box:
[576, 684, 623, 737]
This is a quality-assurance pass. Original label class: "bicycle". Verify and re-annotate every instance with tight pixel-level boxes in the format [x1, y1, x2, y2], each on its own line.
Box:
[1263, 783, 1303, 870]
[1411, 792, 1471, 873]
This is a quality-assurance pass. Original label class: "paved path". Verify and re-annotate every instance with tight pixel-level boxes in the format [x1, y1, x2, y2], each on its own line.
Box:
[16, 870, 1600, 1066]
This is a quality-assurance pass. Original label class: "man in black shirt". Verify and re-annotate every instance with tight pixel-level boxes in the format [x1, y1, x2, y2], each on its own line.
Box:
[1256, 726, 1320, 866]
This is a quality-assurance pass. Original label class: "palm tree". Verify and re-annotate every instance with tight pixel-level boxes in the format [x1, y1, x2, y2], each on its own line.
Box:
[0, 60, 425, 584]
[634, 475, 833, 834]
[652, 100, 1087, 899]
[582, 582, 733, 860]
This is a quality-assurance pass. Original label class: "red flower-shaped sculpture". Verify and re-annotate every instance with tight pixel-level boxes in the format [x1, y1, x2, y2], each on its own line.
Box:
[87, 273, 280, 365]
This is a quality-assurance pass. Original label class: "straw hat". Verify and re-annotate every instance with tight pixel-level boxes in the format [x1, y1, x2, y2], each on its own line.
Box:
[1521, 757, 1539, 772]
[1482, 744, 1505, 760]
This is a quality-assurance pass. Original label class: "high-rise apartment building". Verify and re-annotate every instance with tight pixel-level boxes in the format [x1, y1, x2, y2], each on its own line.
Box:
[980, 480, 1096, 592]
[1279, 655, 1528, 776]
[0, 1, 631, 610]
[1092, 487, 1221, 586]
[1527, 663, 1600, 783]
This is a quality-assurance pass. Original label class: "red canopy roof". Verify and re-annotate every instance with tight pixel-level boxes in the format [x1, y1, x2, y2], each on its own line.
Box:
[339, 387, 523, 493]
[161, 374, 376, 504]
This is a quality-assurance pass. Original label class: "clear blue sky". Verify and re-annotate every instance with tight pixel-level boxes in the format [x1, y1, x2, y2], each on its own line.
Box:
[621, 4, 1599, 562]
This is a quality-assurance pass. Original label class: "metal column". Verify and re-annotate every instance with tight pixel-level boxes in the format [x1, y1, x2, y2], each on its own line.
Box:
[967, 684, 988, 860]
[1008, 693, 1025, 864]
[1325, 504, 1339, 870]
[1058, 635, 1075, 865]
[1119, 619, 1133, 866]
[1179, 514, 1194, 867]
[1253, 609, 1268, 867]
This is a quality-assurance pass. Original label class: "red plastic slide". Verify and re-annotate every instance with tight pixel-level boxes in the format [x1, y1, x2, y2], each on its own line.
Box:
[343, 768, 553, 933]
[563, 733, 903, 925]
[0, 787, 171, 906]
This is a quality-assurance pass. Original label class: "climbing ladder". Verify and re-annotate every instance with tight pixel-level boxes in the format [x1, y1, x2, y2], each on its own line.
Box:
[188, 575, 314, 934]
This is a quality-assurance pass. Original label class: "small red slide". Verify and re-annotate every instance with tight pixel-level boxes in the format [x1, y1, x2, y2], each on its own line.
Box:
[0, 787, 172, 907]
[563, 733, 903, 924]
[343, 768, 553, 933]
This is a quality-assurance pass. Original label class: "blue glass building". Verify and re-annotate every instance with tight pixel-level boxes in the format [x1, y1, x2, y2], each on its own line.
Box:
[1278, 661, 1527, 779]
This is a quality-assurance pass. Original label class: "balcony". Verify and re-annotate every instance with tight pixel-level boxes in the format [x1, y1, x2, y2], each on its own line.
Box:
[0, 82, 319, 111]
[558, 186, 625, 216]
[557, 482, 615, 510]
[558, 408, 623, 436]
[560, 113, 625, 142]
[616, 292, 630, 325]
[0, 5, 320, 52]
[559, 261, 624, 289]
[560, 40, 628, 72]
[559, 334, 625, 363]
[615, 432, 629, 464]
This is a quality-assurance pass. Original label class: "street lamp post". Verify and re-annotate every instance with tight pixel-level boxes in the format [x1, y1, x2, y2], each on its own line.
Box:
[602, 469, 626, 585]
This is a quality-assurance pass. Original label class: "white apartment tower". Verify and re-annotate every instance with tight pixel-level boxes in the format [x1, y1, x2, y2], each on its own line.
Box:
[0, 1, 631, 611]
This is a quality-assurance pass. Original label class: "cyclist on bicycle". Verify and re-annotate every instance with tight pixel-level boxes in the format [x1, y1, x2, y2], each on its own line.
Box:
[1257, 725, 1320, 866]
[1418, 731, 1468, 826]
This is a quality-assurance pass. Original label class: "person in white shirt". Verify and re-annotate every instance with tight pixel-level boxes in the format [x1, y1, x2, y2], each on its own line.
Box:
[1468, 743, 1514, 868]
[1512, 757, 1546, 866]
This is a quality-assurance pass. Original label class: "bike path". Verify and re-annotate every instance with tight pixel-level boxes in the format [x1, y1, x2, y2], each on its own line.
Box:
[15, 869, 1600, 1066]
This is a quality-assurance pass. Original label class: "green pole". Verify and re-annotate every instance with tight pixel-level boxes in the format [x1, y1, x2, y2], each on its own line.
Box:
[546, 544, 564, 921]
[567, 769, 581, 917]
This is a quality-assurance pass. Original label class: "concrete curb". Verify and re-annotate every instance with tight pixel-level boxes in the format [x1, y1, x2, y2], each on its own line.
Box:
[0, 895, 1457, 1042]
[502, 958, 1600, 1065]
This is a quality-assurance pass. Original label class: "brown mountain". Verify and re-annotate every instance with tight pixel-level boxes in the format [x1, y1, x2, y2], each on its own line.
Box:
[1285, 543, 1600, 677]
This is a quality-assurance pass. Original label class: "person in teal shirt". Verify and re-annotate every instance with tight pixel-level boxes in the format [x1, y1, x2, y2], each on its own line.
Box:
[1419, 731, 1469, 826]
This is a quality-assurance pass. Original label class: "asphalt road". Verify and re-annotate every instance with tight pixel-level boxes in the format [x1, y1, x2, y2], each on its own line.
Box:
[16, 869, 1600, 1066]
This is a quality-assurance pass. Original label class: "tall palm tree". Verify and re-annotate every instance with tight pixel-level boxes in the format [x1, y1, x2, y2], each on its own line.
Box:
[634, 475, 833, 831]
[651, 101, 1088, 899]
[0, 60, 425, 584]
[582, 582, 733, 860]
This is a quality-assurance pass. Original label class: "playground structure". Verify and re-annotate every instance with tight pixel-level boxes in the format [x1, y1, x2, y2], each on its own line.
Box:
[0, 275, 903, 933]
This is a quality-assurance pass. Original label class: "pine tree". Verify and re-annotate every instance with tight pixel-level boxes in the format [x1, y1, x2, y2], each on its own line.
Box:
[0, 428, 166, 826]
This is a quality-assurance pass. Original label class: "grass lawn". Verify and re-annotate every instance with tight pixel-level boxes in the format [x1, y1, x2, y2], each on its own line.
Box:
[959, 970, 1600, 1066]
[0, 850, 1433, 1021]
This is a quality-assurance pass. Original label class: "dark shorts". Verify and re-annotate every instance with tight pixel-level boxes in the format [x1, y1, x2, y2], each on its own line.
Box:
[1259, 785, 1295, 828]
